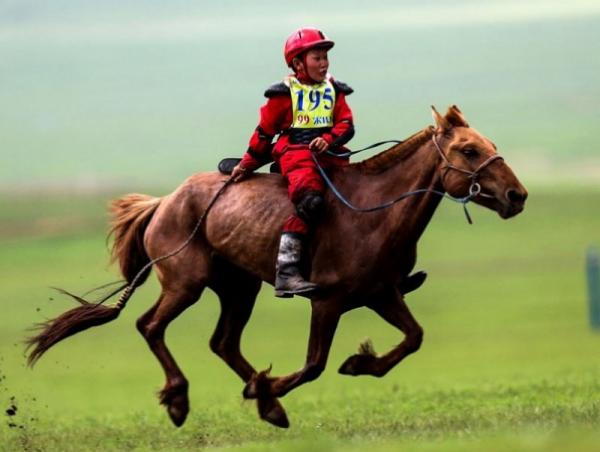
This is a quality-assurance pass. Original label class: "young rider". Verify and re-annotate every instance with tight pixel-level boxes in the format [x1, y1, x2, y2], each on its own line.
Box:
[231, 27, 355, 298]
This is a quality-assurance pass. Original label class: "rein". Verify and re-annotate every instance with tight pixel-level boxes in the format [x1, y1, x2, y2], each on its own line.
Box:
[313, 133, 504, 224]
[324, 140, 404, 158]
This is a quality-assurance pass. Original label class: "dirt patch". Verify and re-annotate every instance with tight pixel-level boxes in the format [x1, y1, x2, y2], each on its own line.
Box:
[6, 396, 21, 429]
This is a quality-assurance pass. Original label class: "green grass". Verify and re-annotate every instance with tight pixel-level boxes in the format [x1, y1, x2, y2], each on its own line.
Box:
[1, 188, 599, 450]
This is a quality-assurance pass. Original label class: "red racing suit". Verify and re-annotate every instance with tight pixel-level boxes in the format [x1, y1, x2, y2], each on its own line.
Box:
[240, 73, 355, 234]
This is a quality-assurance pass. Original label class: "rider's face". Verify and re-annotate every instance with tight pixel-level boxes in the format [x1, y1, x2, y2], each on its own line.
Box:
[295, 49, 329, 83]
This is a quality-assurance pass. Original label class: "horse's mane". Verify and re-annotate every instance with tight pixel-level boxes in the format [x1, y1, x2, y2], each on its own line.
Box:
[351, 126, 435, 175]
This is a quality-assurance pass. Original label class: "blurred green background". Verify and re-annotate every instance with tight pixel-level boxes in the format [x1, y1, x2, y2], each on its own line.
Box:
[1, 1, 599, 450]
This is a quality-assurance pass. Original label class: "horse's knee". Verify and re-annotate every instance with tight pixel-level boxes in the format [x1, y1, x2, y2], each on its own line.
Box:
[209, 336, 226, 357]
[303, 363, 325, 382]
[406, 326, 424, 353]
[209, 336, 220, 355]
[136, 315, 147, 335]
[210, 335, 238, 362]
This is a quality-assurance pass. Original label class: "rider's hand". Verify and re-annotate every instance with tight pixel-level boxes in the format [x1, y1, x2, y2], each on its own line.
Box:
[231, 163, 249, 182]
[309, 137, 329, 154]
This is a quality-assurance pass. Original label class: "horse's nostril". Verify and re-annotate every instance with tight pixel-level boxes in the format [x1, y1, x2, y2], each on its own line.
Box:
[506, 189, 526, 203]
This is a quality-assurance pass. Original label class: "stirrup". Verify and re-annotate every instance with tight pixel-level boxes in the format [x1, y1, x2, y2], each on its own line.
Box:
[274, 290, 294, 299]
[275, 284, 318, 299]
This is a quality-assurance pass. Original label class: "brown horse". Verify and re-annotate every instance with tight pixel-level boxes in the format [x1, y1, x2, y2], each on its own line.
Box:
[27, 106, 527, 429]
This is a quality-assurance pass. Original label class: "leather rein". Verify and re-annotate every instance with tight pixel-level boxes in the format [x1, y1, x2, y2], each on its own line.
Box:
[313, 133, 505, 224]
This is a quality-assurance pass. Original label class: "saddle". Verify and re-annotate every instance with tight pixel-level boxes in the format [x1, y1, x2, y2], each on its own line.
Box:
[218, 158, 281, 175]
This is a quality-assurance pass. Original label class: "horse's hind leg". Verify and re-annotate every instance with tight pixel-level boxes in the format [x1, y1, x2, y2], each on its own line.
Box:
[137, 284, 204, 427]
[209, 258, 289, 428]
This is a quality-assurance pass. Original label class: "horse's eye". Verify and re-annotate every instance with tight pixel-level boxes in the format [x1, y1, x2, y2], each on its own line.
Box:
[462, 147, 478, 158]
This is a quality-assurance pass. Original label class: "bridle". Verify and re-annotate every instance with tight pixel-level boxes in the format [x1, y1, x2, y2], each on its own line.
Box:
[310, 130, 507, 223]
[431, 133, 504, 200]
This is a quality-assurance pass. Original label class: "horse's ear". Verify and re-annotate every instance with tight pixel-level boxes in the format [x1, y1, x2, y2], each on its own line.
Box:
[446, 105, 470, 127]
[431, 105, 450, 131]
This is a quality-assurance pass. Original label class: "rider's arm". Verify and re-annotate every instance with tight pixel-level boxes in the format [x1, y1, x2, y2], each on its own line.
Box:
[321, 90, 355, 149]
[239, 96, 289, 172]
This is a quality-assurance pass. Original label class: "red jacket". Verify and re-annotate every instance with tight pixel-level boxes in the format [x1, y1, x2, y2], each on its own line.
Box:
[240, 75, 355, 171]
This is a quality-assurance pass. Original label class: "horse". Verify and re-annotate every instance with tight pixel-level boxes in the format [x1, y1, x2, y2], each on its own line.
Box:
[27, 106, 527, 429]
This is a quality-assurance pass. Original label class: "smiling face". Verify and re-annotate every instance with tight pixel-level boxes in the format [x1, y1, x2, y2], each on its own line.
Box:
[432, 106, 528, 219]
[293, 48, 329, 83]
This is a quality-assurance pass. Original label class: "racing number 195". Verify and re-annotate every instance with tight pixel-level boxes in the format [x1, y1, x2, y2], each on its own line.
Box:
[296, 87, 333, 112]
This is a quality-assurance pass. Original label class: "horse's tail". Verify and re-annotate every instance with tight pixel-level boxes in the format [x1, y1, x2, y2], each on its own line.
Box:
[108, 193, 162, 285]
[26, 193, 163, 366]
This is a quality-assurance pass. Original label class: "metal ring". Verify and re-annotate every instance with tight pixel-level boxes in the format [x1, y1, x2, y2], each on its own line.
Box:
[469, 182, 481, 197]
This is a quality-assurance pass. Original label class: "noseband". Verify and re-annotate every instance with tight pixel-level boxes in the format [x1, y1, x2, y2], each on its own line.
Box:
[431, 133, 504, 199]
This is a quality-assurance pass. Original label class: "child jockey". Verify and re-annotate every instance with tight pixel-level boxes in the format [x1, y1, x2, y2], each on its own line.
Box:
[231, 27, 355, 298]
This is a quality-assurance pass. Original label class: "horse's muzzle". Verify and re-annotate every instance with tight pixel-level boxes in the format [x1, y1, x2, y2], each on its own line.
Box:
[499, 187, 528, 218]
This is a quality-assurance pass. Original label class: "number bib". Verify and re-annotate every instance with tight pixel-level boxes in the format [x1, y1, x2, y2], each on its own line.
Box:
[288, 76, 336, 129]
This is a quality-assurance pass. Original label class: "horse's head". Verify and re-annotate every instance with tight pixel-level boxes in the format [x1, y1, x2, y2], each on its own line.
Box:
[431, 105, 527, 219]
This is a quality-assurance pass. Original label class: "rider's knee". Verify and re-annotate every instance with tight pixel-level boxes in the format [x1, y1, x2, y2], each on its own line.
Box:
[296, 191, 325, 225]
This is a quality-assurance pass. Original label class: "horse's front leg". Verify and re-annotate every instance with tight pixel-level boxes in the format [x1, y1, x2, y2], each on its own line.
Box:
[339, 286, 423, 377]
[243, 298, 341, 399]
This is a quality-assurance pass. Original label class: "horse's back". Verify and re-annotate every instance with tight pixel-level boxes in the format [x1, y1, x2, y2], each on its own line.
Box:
[149, 171, 292, 282]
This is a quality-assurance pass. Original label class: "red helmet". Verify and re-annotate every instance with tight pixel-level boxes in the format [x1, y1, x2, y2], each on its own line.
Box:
[284, 27, 335, 67]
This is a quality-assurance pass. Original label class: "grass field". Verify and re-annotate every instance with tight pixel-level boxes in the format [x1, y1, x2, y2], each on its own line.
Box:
[1, 187, 599, 451]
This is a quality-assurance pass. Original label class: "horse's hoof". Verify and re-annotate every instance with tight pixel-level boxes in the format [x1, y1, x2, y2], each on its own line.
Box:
[257, 397, 289, 429]
[159, 381, 189, 427]
[338, 355, 359, 375]
[338, 354, 377, 376]
[400, 271, 427, 295]
[166, 394, 189, 427]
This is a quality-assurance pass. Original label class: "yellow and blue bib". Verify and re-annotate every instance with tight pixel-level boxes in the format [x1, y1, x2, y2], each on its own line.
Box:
[287, 76, 336, 129]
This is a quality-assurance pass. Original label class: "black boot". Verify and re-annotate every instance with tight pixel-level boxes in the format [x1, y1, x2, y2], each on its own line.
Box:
[274, 233, 318, 298]
[399, 271, 427, 295]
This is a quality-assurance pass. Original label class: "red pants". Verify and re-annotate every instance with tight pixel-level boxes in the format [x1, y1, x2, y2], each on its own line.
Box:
[278, 147, 347, 235]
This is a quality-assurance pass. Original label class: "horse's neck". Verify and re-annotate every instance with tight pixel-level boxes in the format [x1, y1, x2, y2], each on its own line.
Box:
[341, 136, 444, 254]
[385, 140, 443, 242]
